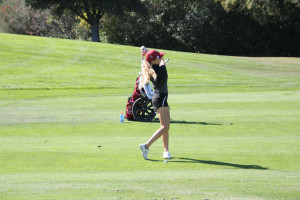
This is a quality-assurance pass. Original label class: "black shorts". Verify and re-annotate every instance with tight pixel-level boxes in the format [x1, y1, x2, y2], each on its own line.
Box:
[152, 93, 169, 112]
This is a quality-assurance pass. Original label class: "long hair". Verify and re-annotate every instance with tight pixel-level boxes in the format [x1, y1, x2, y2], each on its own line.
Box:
[139, 60, 157, 89]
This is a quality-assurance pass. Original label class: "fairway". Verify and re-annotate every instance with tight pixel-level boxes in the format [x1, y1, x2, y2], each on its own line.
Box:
[0, 33, 300, 199]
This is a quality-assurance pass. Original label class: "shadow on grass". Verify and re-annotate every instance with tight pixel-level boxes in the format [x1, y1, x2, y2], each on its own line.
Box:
[148, 157, 268, 170]
[151, 118, 222, 125]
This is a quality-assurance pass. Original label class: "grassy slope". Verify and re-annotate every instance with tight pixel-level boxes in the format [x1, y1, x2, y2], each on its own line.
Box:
[0, 33, 299, 199]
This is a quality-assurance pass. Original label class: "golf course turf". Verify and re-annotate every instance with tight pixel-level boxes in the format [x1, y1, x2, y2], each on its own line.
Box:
[0, 33, 299, 199]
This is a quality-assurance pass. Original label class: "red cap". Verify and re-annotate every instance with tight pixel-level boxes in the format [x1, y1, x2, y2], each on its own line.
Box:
[145, 49, 164, 62]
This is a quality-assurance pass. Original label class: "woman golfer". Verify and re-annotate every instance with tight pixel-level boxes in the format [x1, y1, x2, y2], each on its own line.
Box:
[139, 49, 171, 160]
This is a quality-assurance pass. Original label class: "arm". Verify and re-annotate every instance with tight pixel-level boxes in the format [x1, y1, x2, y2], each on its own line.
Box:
[159, 58, 165, 66]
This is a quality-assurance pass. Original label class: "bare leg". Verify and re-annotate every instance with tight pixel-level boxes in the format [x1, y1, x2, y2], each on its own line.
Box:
[162, 130, 169, 152]
[145, 107, 170, 149]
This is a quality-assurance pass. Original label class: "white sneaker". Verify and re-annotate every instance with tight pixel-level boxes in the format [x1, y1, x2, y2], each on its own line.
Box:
[139, 144, 149, 160]
[163, 151, 171, 159]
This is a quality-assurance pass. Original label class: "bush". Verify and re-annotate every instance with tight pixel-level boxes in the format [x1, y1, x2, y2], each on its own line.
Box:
[0, 0, 91, 40]
[0, 0, 50, 35]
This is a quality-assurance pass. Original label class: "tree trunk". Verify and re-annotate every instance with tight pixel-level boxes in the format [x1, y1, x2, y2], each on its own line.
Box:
[91, 20, 100, 42]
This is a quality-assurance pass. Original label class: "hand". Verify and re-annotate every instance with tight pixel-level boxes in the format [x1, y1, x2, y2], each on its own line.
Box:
[141, 50, 147, 58]
[159, 58, 165, 66]
[141, 46, 148, 58]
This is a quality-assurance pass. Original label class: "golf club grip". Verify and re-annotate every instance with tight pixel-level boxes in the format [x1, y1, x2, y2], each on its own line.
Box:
[165, 58, 169, 63]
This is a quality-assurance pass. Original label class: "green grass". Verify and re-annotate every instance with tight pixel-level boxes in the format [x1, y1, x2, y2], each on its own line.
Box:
[0, 33, 300, 199]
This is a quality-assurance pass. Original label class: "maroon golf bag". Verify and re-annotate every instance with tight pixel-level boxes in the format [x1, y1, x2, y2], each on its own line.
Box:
[125, 76, 155, 122]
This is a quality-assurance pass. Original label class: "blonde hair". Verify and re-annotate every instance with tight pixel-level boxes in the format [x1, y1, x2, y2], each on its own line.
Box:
[139, 60, 157, 89]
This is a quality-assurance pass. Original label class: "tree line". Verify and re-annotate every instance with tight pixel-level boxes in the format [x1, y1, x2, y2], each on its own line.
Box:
[1, 0, 299, 56]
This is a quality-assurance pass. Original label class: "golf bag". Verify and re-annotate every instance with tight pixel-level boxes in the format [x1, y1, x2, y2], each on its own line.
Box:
[125, 76, 156, 122]
[125, 76, 141, 120]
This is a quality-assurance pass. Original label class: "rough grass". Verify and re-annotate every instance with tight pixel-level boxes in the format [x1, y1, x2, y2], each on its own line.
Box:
[0, 33, 299, 199]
